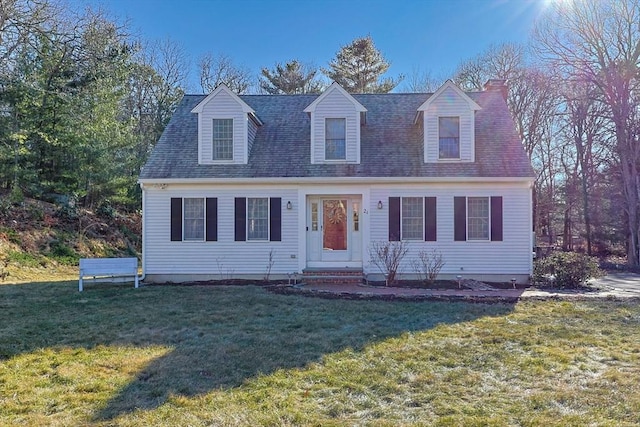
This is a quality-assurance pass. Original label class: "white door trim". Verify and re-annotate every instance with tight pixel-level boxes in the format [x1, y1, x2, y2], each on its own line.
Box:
[306, 195, 363, 268]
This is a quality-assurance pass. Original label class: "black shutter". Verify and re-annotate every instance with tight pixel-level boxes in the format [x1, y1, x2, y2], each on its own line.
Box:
[425, 197, 437, 241]
[389, 197, 400, 241]
[454, 197, 466, 241]
[170, 198, 182, 241]
[234, 197, 246, 241]
[491, 196, 503, 241]
[206, 198, 217, 242]
[270, 198, 281, 241]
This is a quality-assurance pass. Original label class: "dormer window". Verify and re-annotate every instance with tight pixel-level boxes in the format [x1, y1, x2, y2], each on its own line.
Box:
[438, 117, 460, 159]
[304, 82, 367, 164]
[191, 84, 261, 165]
[417, 80, 481, 163]
[325, 118, 346, 160]
[213, 118, 233, 161]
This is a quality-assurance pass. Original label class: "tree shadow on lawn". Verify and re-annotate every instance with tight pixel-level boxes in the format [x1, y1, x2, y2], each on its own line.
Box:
[0, 281, 517, 420]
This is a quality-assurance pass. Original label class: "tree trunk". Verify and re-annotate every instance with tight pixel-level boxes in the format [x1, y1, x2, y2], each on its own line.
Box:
[563, 208, 571, 251]
[621, 158, 640, 266]
[582, 179, 592, 256]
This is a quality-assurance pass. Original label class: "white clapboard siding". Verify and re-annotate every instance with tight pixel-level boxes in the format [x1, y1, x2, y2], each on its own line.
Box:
[144, 186, 298, 275]
[368, 182, 532, 275]
[424, 86, 475, 163]
[143, 181, 532, 280]
[198, 90, 247, 164]
[312, 89, 360, 163]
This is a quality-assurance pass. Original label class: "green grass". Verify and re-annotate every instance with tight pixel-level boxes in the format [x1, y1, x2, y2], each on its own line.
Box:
[1, 281, 639, 426]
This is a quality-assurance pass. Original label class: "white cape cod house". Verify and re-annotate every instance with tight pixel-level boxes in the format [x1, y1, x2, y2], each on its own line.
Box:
[138, 80, 535, 283]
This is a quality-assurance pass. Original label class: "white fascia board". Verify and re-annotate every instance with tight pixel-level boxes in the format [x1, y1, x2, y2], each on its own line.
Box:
[139, 176, 534, 186]
[190, 84, 255, 114]
[417, 80, 482, 112]
[304, 82, 367, 113]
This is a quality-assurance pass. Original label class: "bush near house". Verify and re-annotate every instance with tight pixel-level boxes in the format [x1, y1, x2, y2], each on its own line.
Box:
[533, 251, 603, 288]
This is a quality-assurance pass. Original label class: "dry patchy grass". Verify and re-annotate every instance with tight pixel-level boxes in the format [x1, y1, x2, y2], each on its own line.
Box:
[0, 280, 639, 426]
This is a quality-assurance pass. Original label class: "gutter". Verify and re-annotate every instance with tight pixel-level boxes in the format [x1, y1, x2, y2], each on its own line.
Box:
[138, 175, 535, 186]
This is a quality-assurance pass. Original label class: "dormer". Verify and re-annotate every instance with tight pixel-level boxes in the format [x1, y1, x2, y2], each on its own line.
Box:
[191, 84, 262, 165]
[304, 82, 367, 164]
[417, 80, 481, 163]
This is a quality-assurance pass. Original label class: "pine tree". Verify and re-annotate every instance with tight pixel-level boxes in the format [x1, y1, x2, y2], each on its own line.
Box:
[260, 60, 323, 94]
[323, 36, 403, 93]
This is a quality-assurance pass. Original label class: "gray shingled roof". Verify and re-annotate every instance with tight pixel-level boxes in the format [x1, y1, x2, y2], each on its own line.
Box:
[140, 90, 535, 180]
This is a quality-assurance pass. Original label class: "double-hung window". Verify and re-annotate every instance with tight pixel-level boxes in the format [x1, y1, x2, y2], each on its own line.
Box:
[389, 196, 437, 242]
[454, 196, 502, 242]
[183, 198, 205, 240]
[439, 117, 460, 159]
[212, 118, 233, 161]
[247, 197, 269, 240]
[401, 197, 423, 240]
[170, 197, 217, 242]
[325, 118, 346, 160]
[467, 197, 490, 240]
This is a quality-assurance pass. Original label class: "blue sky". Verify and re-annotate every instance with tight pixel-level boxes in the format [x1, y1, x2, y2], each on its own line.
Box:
[75, 0, 548, 92]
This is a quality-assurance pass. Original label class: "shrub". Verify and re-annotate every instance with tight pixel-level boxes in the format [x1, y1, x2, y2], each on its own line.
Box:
[28, 204, 44, 221]
[47, 240, 79, 266]
[9, 186, 24, 205]
[533, 251, 602, 288]
[369, 240, 409, 286]
[0, 226, 21, 245]
[97, 200, 116, 219]
[6, 250, 44, 268]
[0, 197, 12, 216]
[411, 249, 445, 285]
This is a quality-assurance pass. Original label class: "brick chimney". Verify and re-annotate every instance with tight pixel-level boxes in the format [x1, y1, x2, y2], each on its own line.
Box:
[484, 79, 508, 101]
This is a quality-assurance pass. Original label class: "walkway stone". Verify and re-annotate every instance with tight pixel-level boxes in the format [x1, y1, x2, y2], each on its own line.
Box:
[270, 272, 640, 302]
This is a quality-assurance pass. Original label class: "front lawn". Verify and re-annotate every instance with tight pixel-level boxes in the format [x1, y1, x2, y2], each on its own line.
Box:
[1, 280, 639, 426]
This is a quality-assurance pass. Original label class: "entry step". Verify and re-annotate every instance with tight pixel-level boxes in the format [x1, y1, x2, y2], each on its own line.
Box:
[302, 268, 363, 285]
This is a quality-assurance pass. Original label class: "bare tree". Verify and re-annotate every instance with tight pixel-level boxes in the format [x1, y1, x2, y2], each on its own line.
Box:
[402, 66, 443, 92]
[453, 42, 525, 91]
[454, 45, 562, 241]
[0, 0, 55, 65]
[124, 38, 187, 172]
[560, 80, 610, 254]
[198, 52, 252, 94]
[534, 0, 640, 266]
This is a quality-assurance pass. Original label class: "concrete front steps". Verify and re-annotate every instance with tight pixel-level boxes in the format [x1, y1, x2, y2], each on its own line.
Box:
[302, 268, 364, 285]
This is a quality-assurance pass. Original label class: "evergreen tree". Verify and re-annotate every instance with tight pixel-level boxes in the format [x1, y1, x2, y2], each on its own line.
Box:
[323, 36, 403, 93]
[259, 60, 323, 94]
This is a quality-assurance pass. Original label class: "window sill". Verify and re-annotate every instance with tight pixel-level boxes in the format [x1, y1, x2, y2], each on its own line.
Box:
[204, 160, 236, 164]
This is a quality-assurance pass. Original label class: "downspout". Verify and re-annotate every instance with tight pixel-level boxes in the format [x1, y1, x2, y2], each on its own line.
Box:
[139, 182, 146, 282]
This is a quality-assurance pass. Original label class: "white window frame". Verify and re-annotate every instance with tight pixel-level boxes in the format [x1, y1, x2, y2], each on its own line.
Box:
[467, 197, 490, 241]
[401, 197, 424, 241]
[212, 118, 234, 161]
[325, 117, 346, 161]
[438, 116, 460, 160]
[247, 197, 269, 241]
[183, 198, 205, 241]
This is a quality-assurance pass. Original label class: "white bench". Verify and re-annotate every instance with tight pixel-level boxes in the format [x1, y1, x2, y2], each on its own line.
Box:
[79, 257, 139, 292]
